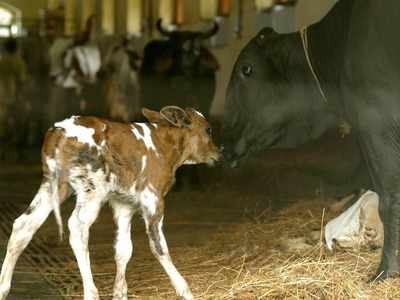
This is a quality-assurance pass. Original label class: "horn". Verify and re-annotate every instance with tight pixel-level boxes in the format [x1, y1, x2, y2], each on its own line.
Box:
[199, 21, 219, 40]
[156, 19, 173, 37]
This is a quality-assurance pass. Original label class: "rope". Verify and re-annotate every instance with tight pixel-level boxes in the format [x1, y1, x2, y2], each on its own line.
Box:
[300, 27, 328, 103]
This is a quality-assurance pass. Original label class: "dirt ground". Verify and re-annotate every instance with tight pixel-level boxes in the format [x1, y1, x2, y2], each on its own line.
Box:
[0, 132, 379, 299]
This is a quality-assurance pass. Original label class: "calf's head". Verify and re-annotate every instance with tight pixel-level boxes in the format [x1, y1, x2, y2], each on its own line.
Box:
[143, 106, 220, 165]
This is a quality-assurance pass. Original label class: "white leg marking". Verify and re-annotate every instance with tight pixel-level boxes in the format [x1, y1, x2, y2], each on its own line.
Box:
[143, 213, 193, 300]
[68, 193, 105, 300]
[110, 200, 134, 300]
[140, 186, 158, 216]
[0, 183, 53, 300]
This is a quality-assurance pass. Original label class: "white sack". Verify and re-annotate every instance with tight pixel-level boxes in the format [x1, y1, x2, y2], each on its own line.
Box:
[325, 190, 383, 250]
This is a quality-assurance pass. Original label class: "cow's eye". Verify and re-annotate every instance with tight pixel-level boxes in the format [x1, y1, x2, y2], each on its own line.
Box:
[241, 65, 253, 77]
[206, 127, 212, 136]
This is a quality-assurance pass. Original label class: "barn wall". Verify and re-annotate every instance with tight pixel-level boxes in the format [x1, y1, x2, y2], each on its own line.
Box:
[295, 0, 338, 29]
[3, 0, 47, 21]
[5, 0, 337, 115]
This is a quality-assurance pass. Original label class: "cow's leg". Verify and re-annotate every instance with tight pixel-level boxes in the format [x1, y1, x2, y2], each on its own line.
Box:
[374, 192, 400, 280]
[68, 192, 105, 300]
[0, 180, 69, 299]
[356, 131, 400, 280]
[141, 200, 193, 300]
[110, 200, 134, 300]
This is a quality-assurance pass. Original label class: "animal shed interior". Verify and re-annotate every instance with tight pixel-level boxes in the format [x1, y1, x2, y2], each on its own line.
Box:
[1, 0, 400, 299]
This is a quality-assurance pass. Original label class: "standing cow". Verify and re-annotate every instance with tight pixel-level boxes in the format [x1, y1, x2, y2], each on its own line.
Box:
[222, 0, 400, 280]
[139, 19, 219, 116]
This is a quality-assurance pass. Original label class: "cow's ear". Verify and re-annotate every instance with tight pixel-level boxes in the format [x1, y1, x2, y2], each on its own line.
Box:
[160, 106, 191, 128]
[142, 108, 164, 123]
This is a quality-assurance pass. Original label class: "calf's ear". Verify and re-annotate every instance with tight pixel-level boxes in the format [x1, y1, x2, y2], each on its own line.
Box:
[160, 106, 191, 128]
[142, 108, 164, 123]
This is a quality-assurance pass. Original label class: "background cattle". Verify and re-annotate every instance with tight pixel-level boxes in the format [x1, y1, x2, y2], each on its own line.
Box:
[98, 37, 141, 122]
[139, 19, 219, 116]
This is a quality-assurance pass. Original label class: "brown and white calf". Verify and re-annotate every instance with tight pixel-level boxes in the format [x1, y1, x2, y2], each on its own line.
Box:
[0, 106, 220, 300]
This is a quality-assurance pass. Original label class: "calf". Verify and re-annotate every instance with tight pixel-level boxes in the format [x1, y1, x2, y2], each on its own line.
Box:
[0, 106, 220, 300]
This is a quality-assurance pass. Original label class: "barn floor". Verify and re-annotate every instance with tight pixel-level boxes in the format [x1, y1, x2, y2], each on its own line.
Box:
[0, 140, 396, 299]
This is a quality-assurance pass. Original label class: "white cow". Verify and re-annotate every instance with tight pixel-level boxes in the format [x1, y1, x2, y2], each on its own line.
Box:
[49, 38, 101, 91]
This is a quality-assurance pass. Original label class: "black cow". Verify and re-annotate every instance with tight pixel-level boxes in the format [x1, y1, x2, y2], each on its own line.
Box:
[140, 19, 220, 189]
[222, 0, 400, 280]
[139, 19, 219, 116]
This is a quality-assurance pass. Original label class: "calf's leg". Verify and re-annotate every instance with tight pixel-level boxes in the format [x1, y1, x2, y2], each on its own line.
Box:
[142, 207, 193, 300]
[68, 193, 105, 300]
[110, 200, 134, 300]
[0, 180, 68, 300]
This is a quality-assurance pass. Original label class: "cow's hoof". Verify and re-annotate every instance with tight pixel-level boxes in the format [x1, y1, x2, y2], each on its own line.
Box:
[368, 269, 400, 283]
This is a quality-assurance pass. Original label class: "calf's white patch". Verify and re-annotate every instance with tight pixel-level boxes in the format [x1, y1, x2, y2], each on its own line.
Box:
[141, 156, 147, 173]
[132, 123, 157, 152]
[194, 110, 205, 118]
[140, 186, 158, 216]
[55, 117, 101, 151]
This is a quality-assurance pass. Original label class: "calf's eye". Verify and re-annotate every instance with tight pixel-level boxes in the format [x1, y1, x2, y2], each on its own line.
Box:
[241, 65, 253, 77]
[206, 127, 212, 136]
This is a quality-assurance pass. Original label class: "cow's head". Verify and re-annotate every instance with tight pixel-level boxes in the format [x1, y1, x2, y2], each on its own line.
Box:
[143, 106, 220, 165]
[141, 19, 219, 76]
[49, 38, 101, 89]
[222, 27, 337, 164]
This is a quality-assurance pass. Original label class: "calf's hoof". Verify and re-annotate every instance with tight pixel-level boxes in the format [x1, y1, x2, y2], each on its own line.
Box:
[179, 288, 194, 300]
[0, 284, 10, 300]
[112, 292, 128, 300]
[83, 290, 100, 300]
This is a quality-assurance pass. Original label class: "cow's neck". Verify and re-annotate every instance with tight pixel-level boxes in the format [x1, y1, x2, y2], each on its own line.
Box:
[307, 0, 355, 110]
[285, 0, 356, 142]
